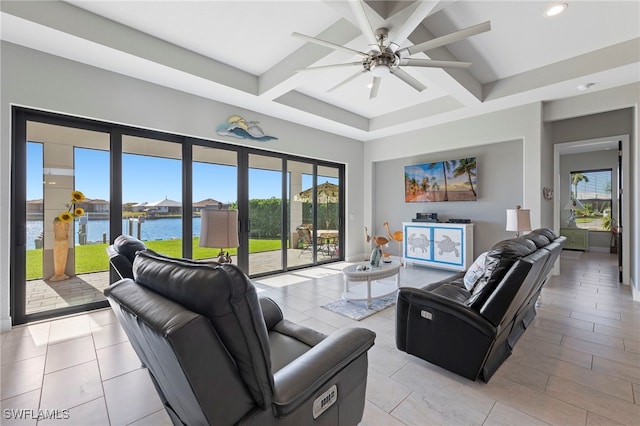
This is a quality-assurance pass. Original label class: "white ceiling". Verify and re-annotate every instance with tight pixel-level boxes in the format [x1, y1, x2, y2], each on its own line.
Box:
[1, 0, 639, 141]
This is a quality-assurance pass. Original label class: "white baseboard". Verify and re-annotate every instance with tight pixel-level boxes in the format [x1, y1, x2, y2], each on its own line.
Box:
[1, 316, 12, 332]
[632, 279, 640, 302]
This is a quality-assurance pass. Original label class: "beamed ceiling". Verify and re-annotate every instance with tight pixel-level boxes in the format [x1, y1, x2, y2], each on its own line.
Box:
[1, 1, 639, 141]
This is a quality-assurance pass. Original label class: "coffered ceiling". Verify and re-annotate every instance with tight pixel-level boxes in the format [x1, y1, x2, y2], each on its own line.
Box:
[1, 1, 639, 141]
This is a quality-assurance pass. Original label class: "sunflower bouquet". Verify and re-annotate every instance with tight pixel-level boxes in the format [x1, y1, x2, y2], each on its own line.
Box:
[55, 190, 86, 222]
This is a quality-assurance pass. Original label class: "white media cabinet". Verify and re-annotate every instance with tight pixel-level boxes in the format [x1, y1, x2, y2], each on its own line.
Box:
[402, 222, 474, 271]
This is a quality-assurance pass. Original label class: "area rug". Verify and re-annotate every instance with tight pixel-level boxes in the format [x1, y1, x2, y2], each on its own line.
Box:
[321, 295, 396, 321]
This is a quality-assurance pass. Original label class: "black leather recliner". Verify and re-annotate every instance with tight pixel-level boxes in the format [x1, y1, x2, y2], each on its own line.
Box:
[104, 247, 376, 425]
[396, 228, 565, 382]
[106, 234, 147, 279]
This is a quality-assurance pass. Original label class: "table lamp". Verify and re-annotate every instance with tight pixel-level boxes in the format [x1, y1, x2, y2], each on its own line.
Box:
[199, 208, 239, 263]
[506, 205, 531, 237]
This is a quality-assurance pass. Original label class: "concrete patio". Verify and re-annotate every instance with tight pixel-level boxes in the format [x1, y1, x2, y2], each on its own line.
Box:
[26, 248, 340, 314]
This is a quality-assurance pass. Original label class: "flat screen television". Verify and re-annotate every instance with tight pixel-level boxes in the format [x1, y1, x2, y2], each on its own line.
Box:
[404, 157, 477, 202]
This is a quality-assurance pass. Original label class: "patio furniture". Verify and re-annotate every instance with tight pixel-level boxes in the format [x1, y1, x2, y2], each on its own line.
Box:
[297, 225, 313, 257]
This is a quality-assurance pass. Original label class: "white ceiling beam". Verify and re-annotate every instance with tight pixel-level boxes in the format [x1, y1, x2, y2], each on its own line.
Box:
[387, 1, 440, 51]
[1, 1, 257, 95]
[484, 38, 640, 101]
[406, 23, 483, 105]
[258, 18, 361, 99]
[274, 91, 369, 131]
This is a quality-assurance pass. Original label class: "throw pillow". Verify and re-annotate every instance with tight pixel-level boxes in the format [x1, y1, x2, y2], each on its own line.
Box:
[463, 252, 488, 291]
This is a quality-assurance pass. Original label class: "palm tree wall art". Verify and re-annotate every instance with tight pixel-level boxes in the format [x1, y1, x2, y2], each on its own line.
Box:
[404, 157, 478, 203]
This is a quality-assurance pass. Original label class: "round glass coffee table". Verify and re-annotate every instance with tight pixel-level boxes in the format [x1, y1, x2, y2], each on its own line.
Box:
[342, 260, 401, 308]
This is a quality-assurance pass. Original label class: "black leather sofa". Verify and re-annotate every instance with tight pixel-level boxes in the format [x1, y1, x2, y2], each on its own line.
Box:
[396, 228, 565, 382]
[104, 241, 375, 425]
[106, 234, 147, 280]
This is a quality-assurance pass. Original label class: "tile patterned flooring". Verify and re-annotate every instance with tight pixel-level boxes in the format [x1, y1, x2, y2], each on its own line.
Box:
[2, 251, 639, 425]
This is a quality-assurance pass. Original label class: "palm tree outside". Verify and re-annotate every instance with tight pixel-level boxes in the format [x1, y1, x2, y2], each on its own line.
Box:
[571, 172, 589, 200]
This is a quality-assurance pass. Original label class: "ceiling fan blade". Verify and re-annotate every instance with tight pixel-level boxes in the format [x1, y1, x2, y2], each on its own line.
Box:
[349, 0, 379, 51]
[296, 62, 363, 73]
[328, 69, 367, 92]
[388, 1, 439, 51]
[398, 21, 491, 56]
[292, 32, 368, 57]
[369, 77, 381, 99]
[390, 68, 427, 92]
[402, 58, 472, 69]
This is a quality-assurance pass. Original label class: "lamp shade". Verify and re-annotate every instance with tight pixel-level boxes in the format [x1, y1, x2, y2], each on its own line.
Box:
[506, 207, 531, 233]
[563, 199, 584, 210]
[199, 209, 239, 248]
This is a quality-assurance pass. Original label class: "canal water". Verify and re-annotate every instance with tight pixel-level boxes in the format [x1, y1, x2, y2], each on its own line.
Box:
[26, 217, 198, 249]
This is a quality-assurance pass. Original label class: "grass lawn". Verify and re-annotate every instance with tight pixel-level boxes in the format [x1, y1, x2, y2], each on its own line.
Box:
[26, 238, 282, 280]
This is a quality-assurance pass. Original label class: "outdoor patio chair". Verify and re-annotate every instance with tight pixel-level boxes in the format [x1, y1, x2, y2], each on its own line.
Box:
[297, 225, 313, 257]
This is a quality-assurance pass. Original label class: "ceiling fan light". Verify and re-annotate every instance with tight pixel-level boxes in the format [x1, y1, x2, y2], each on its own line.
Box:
[371, 64, 390, 77]
[545, 3, 568, 17]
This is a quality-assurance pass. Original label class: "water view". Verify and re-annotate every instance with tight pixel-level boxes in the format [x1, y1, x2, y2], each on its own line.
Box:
[26, 217, 197, 249]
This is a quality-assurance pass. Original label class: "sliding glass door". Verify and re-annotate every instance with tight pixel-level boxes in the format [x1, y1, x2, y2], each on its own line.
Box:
[289, 161, 316, 268]
[18, 118, 111, 322]
[12, 107, 345, 324]
[316, 165, 341, 261]
[247, 153, 284, 275]
[192, 145, 239, 261]
[122, 135, 183, 257]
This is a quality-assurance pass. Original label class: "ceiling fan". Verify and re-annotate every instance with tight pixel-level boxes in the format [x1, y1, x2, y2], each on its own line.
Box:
[292, 0, 490, 99]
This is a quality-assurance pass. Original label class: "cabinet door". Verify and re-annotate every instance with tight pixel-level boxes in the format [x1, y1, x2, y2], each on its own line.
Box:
[405, 225, 433, 261]
[432, 227, 464, 267]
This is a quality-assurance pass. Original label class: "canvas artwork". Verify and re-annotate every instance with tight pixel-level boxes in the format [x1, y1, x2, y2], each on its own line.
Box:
[404, 157, 477, 202]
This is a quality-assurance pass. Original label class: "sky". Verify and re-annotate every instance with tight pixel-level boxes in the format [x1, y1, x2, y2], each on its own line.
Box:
[27, 143, 337, 204]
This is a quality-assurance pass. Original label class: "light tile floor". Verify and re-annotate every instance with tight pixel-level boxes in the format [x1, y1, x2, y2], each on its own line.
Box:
[2, 251, 639, 425]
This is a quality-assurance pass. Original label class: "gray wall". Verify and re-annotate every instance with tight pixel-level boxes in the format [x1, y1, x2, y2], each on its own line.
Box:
[551, 107, 636, 285]
[373, 140, 523, 258]
[552, 109, 634, 143]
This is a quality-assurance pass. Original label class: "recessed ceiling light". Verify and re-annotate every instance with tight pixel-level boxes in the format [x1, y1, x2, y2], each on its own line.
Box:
[545, 3, 568, 17]
[577, 82, 596, 91]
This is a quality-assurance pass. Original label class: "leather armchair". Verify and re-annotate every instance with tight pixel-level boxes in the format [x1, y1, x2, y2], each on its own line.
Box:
[106, 234, 147, 279]
[104, 249, 375, 425]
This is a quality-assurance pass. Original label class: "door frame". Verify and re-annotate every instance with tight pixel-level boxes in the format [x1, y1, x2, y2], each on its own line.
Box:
[552, 134, 630, 285]
[11, 107, 114, 325]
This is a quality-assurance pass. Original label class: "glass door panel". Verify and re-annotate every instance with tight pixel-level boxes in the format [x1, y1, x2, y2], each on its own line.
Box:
[192, 145, 238, 261]
[122, 135, 182, 257]
[289, 161, 315, 268]
[25, 121, 110, 315]
[317, 165, 341, 261]
[248, 154, 283, 275]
